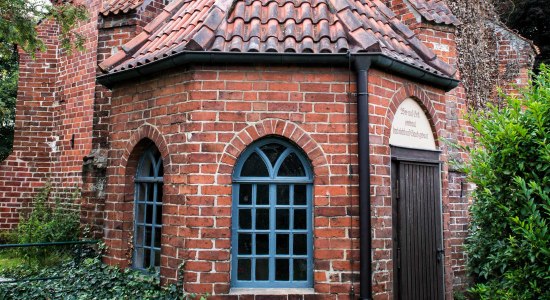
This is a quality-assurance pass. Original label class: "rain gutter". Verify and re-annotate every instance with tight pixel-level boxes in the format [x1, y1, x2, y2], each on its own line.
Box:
[96, 52, 458, 300]
[97, 52, 458, 92]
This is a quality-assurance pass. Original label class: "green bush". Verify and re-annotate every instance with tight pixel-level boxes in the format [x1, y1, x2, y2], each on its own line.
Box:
[17, 183, 80, 245]
[465, 65, 550, 299]
[0, 255, 202, 300]
[0, 183, 82, 275]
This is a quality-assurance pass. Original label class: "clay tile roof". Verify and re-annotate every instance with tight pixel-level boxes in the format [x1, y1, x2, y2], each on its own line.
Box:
[100, 0, 456, 77]
[100, 0, 144, 16]
[407, 0, 460, 26]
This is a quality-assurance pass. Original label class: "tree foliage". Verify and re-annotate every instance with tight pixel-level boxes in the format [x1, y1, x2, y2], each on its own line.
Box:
[465, 65, 550, 299]
[0, 0, 88, 57]
[0, 43, 17, 161]
[493, 0, 550, 67]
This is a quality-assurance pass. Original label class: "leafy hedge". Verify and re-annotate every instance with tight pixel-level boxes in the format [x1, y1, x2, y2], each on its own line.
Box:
[0, 256, 193, 300]
[465, 65, 550, 299]
[0, 183, 81, 276]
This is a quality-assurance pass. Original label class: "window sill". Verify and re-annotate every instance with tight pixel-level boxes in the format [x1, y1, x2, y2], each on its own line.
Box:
[229, 288, 315, 295]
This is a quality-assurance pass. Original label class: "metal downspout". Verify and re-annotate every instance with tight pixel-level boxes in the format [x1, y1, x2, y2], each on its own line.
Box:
[355, 57, 372, 300]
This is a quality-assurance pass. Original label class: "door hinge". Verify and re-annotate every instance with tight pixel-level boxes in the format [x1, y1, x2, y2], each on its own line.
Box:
[437, 248, 445, 263]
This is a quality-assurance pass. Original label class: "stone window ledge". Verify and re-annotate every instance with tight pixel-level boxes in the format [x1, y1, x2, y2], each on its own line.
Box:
[229, 288, 315, 295]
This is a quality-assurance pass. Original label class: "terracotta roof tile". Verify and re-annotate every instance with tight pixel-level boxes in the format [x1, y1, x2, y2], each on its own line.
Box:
[100, 0, 456, 77]
[100, 0, 143, 16]
[407, 0, 460, 26]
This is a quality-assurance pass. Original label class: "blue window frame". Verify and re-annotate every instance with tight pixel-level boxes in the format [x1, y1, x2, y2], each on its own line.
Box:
[133, 147, 163, 271]
[231, 138, 313, 288]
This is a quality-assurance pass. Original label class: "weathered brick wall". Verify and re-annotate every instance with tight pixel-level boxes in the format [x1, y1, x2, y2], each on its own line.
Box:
[492, 23, 536, 97]
[103, 65, 455, 299]
[0, 0, 99, 230]
[50, 0, 99, 192]
[0, 19, 61, 230]
[82, 0, 168, 236]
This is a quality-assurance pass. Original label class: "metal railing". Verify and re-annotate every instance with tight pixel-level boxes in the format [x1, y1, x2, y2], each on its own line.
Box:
[0, 240, 98, 284]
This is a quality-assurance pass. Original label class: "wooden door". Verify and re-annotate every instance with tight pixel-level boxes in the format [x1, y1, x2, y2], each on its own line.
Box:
[392, 148, 444, 300]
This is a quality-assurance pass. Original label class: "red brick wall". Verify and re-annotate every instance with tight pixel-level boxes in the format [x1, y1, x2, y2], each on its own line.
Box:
[380, 0, 418, 26]
[0, 19, 60, 230]
[103, 65, 459, 299]
[0, 0, 99, 230]
[493, 23, 536, 97]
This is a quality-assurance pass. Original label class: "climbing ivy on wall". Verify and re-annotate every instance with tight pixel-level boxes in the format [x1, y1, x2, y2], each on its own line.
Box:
[446, 0, 502, 109]
[446, 0, 537, 110]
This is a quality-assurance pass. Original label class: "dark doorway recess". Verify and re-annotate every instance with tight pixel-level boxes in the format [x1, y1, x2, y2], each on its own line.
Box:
[391, 146, 444, 300]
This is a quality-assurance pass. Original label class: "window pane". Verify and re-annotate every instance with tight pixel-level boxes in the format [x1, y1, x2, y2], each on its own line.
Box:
[136, 226, 144, 245]
[157, 183, 163, 203]
[158, 162, 164, 177]
[137, 183, 146, 201]
[294, 185, 307, 205]
[239, 209, 252, 229]
[238, 233, 252, 254]
[145, 227, 152, 246]
[139, 158, 153, 177]
[144, 249, 151, 269]
[276, 234, 289, 254]
[276, 209, 289, 230]
[277, 152, 305, 177]
[154, 250, 161, 268]
[256, 259, 269, 281]
[256, 209, 269, 230]
[136, 204, 145, 223]
[260, 143, 286, 166]
[293, 234, 307, 255]
[241, 152, 269, 177]
[238, 259, 251, 280]
[154, 227, 161, 248]
[146, 204, 154, 224]
[277, 185, 289, 205]
[256, 184, 269, 205]
[149, 158, 157, 177]
[155, 204, 162, 225]
[147, 184, 154, 202]
[294, 209, 307, 230]
[239, 184, 252, 205]
[293, 259, 307, 281]
[256, 234, 269, 255]
[275, 259, 289, 281]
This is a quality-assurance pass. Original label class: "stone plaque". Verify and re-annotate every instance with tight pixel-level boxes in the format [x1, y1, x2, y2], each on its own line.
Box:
[389, 98, 436, 150]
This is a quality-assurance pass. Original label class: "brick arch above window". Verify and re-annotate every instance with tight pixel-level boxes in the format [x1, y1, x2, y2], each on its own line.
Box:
[120, 124, 171, 171]
[217, 119, 329, 185]
[384, 84, 444, 147]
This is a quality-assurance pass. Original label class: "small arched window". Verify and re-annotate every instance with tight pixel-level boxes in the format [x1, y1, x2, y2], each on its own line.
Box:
[133, 147, 163, 271]
[231, 138, 313, 288]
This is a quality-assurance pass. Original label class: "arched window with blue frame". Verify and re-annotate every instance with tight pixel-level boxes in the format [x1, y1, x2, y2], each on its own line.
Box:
[231, 138, 313, 288]
[133, 146, 163, 272]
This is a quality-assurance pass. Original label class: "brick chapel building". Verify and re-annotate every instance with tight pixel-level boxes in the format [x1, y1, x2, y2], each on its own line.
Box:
[0, 0, 536, 299]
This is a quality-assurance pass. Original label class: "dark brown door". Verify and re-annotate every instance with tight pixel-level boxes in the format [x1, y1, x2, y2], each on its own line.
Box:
[392, 148, 444, 300]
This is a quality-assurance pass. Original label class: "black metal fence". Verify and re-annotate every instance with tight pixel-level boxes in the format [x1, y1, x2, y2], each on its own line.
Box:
[0, 240, 98, 284]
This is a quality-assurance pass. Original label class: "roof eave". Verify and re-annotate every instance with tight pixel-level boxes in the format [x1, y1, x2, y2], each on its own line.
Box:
[97, 51, 459, 92]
